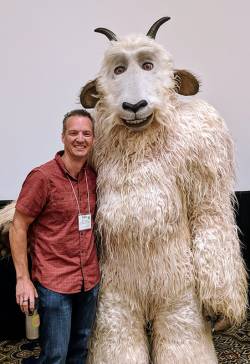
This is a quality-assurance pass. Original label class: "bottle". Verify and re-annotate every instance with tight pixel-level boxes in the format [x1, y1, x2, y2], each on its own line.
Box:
[25, 308, 40, 340]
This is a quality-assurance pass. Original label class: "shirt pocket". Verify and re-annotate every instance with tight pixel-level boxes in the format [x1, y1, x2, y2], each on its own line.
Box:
[52, 191, 77, 222]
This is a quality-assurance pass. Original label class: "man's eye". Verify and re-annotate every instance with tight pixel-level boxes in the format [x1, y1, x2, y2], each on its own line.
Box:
[114, 66, 126, 75]
[142, 62, 153, 71]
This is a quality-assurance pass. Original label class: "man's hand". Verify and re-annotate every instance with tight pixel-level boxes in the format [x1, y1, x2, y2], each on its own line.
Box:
[16, 277, 38, 314]
[9, 209, 36, 314]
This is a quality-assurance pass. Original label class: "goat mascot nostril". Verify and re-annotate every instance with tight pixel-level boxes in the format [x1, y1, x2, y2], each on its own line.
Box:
[0, 17, 247, 364]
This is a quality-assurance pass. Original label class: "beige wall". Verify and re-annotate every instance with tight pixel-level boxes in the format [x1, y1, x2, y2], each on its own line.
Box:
[0, 0, 249, 198]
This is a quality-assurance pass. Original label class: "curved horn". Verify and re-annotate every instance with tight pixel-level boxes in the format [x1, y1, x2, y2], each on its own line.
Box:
[94, 27, 117, 41]
[146, 17, 171, 39]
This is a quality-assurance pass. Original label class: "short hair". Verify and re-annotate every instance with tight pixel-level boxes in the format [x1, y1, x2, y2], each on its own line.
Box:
[62, 109, 94, 134]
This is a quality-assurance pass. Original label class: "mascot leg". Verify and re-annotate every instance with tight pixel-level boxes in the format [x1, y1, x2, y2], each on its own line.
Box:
[87, 290, 149, 364]
[151, 290, 217, 364]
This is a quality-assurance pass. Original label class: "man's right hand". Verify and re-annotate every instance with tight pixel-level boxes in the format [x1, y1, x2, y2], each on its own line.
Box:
[9, 209, 36, 315]
[16, 277, 38, 314]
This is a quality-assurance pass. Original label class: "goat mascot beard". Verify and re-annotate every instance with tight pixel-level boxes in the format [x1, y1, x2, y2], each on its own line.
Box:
[0, 17, 247, 364]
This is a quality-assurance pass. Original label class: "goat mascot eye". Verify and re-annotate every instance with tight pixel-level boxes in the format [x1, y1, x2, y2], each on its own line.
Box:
[114, 66, 126, 75]
[142, 62, 154, 71]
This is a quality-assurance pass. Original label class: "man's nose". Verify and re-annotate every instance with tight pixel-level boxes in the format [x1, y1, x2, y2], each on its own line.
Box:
[76, 133, 85, 142]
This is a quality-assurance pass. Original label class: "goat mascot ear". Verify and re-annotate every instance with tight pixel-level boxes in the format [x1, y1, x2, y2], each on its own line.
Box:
[174, 70, 199, 96]
[80, 80, 99, 109]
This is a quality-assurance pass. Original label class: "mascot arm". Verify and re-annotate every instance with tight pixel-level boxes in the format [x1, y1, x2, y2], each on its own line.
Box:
[188, 108, 248, 326]
[0, 201, 16, 235]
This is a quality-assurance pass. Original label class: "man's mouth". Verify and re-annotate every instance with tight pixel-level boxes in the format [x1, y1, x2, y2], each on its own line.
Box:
[121, 114, 153, 128]
[74, 145, 86, 150]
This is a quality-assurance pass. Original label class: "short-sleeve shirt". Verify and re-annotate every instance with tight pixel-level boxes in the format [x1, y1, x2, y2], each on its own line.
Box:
[16, 151, 100, 294]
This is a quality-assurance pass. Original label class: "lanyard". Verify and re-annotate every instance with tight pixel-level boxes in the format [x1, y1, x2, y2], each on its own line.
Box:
[67, 170, 90, 214]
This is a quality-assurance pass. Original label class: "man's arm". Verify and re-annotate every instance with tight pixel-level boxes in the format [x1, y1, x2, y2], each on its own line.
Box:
[9, 209, 38, 314]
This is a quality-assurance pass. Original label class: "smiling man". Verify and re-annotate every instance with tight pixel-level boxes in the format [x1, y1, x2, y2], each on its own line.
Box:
[9, 109, 100, 364]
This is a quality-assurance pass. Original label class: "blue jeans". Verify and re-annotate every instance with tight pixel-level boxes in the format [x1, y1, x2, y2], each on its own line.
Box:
[35, 282, 99, 364]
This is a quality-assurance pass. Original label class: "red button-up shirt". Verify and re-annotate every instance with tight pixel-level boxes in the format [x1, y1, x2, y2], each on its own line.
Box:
[16, 152, 100, 293]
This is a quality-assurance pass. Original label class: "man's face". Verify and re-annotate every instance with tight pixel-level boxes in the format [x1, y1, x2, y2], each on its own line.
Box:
[62, 115, 94, 160]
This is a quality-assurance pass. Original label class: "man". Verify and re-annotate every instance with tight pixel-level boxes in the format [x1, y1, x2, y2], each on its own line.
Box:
[9, 109, 100, 364]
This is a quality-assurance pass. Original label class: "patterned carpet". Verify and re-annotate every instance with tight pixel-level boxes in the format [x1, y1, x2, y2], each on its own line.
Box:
[213, 316, 250, 363]
[0, 339, 39, 363]
[0, 318, 250, 363]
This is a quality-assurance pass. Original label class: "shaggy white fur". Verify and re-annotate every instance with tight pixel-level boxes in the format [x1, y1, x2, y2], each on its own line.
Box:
[0, 201, 16, 235]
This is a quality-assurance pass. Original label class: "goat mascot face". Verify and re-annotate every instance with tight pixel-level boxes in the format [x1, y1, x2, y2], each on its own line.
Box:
[78, 17, 247, 364]
[80, 17, 199, 132]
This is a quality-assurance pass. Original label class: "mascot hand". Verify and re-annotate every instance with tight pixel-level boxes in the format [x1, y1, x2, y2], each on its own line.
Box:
[212, 316, 231, 332]
[203, 307, 231, 332]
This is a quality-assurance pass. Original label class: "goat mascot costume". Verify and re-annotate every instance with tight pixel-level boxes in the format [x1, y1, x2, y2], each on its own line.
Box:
[0, 17, 248, 364]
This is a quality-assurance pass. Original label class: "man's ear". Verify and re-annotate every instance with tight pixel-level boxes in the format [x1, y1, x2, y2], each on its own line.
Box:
[174, 70, 199, 96]
[80, 79, 99, 108]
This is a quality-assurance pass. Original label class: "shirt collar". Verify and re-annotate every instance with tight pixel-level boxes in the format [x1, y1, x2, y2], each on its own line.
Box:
[54, 151, 88, 180]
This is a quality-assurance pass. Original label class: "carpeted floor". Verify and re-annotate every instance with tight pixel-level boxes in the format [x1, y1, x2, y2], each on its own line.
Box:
[213, 316, 250, 363]
[1, 317, 250, 363]
[0, 339, 39, 363]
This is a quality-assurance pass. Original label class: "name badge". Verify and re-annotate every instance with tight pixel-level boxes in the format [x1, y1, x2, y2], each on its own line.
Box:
[78, 214, 91, 231]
